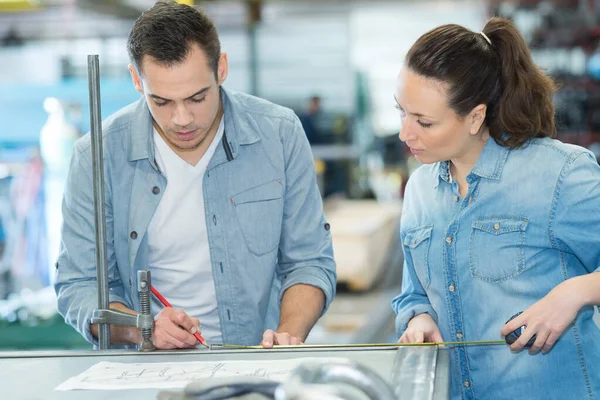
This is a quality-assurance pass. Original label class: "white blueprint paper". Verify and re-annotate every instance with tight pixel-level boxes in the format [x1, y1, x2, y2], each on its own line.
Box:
[55, 357, 344, 391]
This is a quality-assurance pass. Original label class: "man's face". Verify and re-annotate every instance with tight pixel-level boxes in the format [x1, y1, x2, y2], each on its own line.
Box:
[130, 44, 228, 153]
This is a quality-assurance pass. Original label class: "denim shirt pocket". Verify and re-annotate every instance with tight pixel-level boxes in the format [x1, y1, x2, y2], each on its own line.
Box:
[403, 225, 433, 289]
[232, 179, 284, 256]
[470, 217, 529, 282]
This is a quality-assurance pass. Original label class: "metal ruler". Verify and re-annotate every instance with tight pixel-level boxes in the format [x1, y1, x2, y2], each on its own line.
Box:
[210, 340, 506, 350]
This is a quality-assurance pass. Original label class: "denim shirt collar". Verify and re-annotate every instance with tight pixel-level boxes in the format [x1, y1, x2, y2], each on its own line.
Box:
[127, 86, 260, 162]
[435, 137, 510, 188]
[127, 98, 154, 162]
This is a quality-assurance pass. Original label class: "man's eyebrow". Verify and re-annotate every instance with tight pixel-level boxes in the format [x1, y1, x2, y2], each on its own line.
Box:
[184, 86, 211, 100]
[149, 86, 211, 102]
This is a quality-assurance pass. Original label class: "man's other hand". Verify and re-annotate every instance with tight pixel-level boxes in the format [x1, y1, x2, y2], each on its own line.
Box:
[261, 329, 304, 348]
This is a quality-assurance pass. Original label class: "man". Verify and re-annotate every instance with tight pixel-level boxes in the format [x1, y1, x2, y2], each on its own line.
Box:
[54, 1, 336, 350]
[299, 95, 324, 145]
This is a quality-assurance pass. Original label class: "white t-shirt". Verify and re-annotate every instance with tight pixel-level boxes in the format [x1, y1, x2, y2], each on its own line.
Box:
[148, 118, 225, 344]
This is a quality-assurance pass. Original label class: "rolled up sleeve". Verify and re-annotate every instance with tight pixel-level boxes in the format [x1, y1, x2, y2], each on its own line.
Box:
[276, 114, 336, 313]
[392, 255, 437, 337]
[54, 140, 128, 346]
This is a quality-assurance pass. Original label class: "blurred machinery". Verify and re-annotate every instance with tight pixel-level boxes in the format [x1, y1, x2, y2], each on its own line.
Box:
[40, 97, 80, 287]
[490, 0, 600, 150]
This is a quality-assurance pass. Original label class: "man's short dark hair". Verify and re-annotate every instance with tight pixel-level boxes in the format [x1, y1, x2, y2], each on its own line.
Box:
[127, 1, 221, 79]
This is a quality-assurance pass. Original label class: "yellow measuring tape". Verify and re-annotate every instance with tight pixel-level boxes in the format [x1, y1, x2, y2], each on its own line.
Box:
[211, 340, 506, 350]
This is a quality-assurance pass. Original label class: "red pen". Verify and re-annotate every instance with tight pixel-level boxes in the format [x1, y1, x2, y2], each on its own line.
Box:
[150, 285, 209, 348]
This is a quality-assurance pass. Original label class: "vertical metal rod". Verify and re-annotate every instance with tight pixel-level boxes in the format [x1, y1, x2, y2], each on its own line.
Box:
[248, 24, 258, 96]
[87, 54, 110, 350]
[247, 0, 261, 96]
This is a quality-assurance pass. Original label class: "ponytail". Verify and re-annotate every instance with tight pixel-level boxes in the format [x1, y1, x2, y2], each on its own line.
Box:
[483, 17, 557, 148]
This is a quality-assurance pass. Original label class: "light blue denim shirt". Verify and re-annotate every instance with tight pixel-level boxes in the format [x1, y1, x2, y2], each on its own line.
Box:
[393, 137, 600, 399]
[54, 87, 336, 347]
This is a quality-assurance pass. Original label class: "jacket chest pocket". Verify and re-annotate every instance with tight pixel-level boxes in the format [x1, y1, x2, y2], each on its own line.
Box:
[232, 180, 284, 256]
[403, 225, 433, 289]
[470, 217, 528, 282]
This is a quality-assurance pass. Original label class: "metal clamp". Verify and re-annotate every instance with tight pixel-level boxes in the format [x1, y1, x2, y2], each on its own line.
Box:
[137, 270, 155, 351]
[91, 270, 156, 352]
[91, 309, 153, 328]
[87, 55, 155, 352]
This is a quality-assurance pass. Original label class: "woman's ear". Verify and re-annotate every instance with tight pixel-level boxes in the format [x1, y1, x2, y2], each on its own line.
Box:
[469, 104, 487, 135]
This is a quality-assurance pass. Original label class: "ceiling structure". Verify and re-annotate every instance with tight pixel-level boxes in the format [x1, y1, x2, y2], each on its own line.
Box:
[3, 0, 582, 42]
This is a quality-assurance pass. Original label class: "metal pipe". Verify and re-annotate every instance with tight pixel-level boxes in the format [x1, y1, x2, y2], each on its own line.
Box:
[390, 346, 438, 400]
[87, 54, 110, 350]
[277, 359, 396, 400]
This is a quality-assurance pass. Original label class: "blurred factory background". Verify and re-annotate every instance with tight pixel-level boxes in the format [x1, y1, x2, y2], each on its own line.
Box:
[0, 0, 599, 350]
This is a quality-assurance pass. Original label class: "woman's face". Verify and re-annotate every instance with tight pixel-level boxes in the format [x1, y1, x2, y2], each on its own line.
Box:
[395, 68, 485, 164]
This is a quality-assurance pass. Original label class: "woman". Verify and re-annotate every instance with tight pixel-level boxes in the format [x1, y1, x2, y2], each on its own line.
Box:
[392, 17, 600, 399]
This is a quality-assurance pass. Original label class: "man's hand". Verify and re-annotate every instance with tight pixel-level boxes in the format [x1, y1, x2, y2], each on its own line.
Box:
[399, 313, 443, 344]
[500, 279, 583, 354]
[260, 284, 324, 349]
[153, 307, 201, 349]
[261, 329, 304, 348]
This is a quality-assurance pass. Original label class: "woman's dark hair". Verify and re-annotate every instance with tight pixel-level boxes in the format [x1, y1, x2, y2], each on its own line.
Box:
[405, 17, 556, 149]
[127, 1, 220, 79]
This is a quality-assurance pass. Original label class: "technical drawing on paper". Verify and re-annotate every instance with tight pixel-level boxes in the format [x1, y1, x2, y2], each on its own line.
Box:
[55, 357, 345, 391]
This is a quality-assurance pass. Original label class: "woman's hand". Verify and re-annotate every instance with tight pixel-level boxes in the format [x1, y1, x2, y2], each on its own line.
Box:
[399, 313, 443, 343]
[500, 278, 584, 354]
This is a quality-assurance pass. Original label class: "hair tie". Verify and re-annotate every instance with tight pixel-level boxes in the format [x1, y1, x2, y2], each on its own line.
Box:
[480, 32, 492, 46]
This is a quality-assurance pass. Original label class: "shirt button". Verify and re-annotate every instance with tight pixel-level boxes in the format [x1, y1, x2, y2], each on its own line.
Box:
[456, 332, 463, 339]
[494, 222, 500, 230]
[468, 196, 473, 204]
[449, 284, 455, 292]
[445, 236, 452, 244]
[152, 186, 160, 195]
[454, 195, 459, 202]
[464, 381, 471, 388]
[130, 231, 138, 239]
